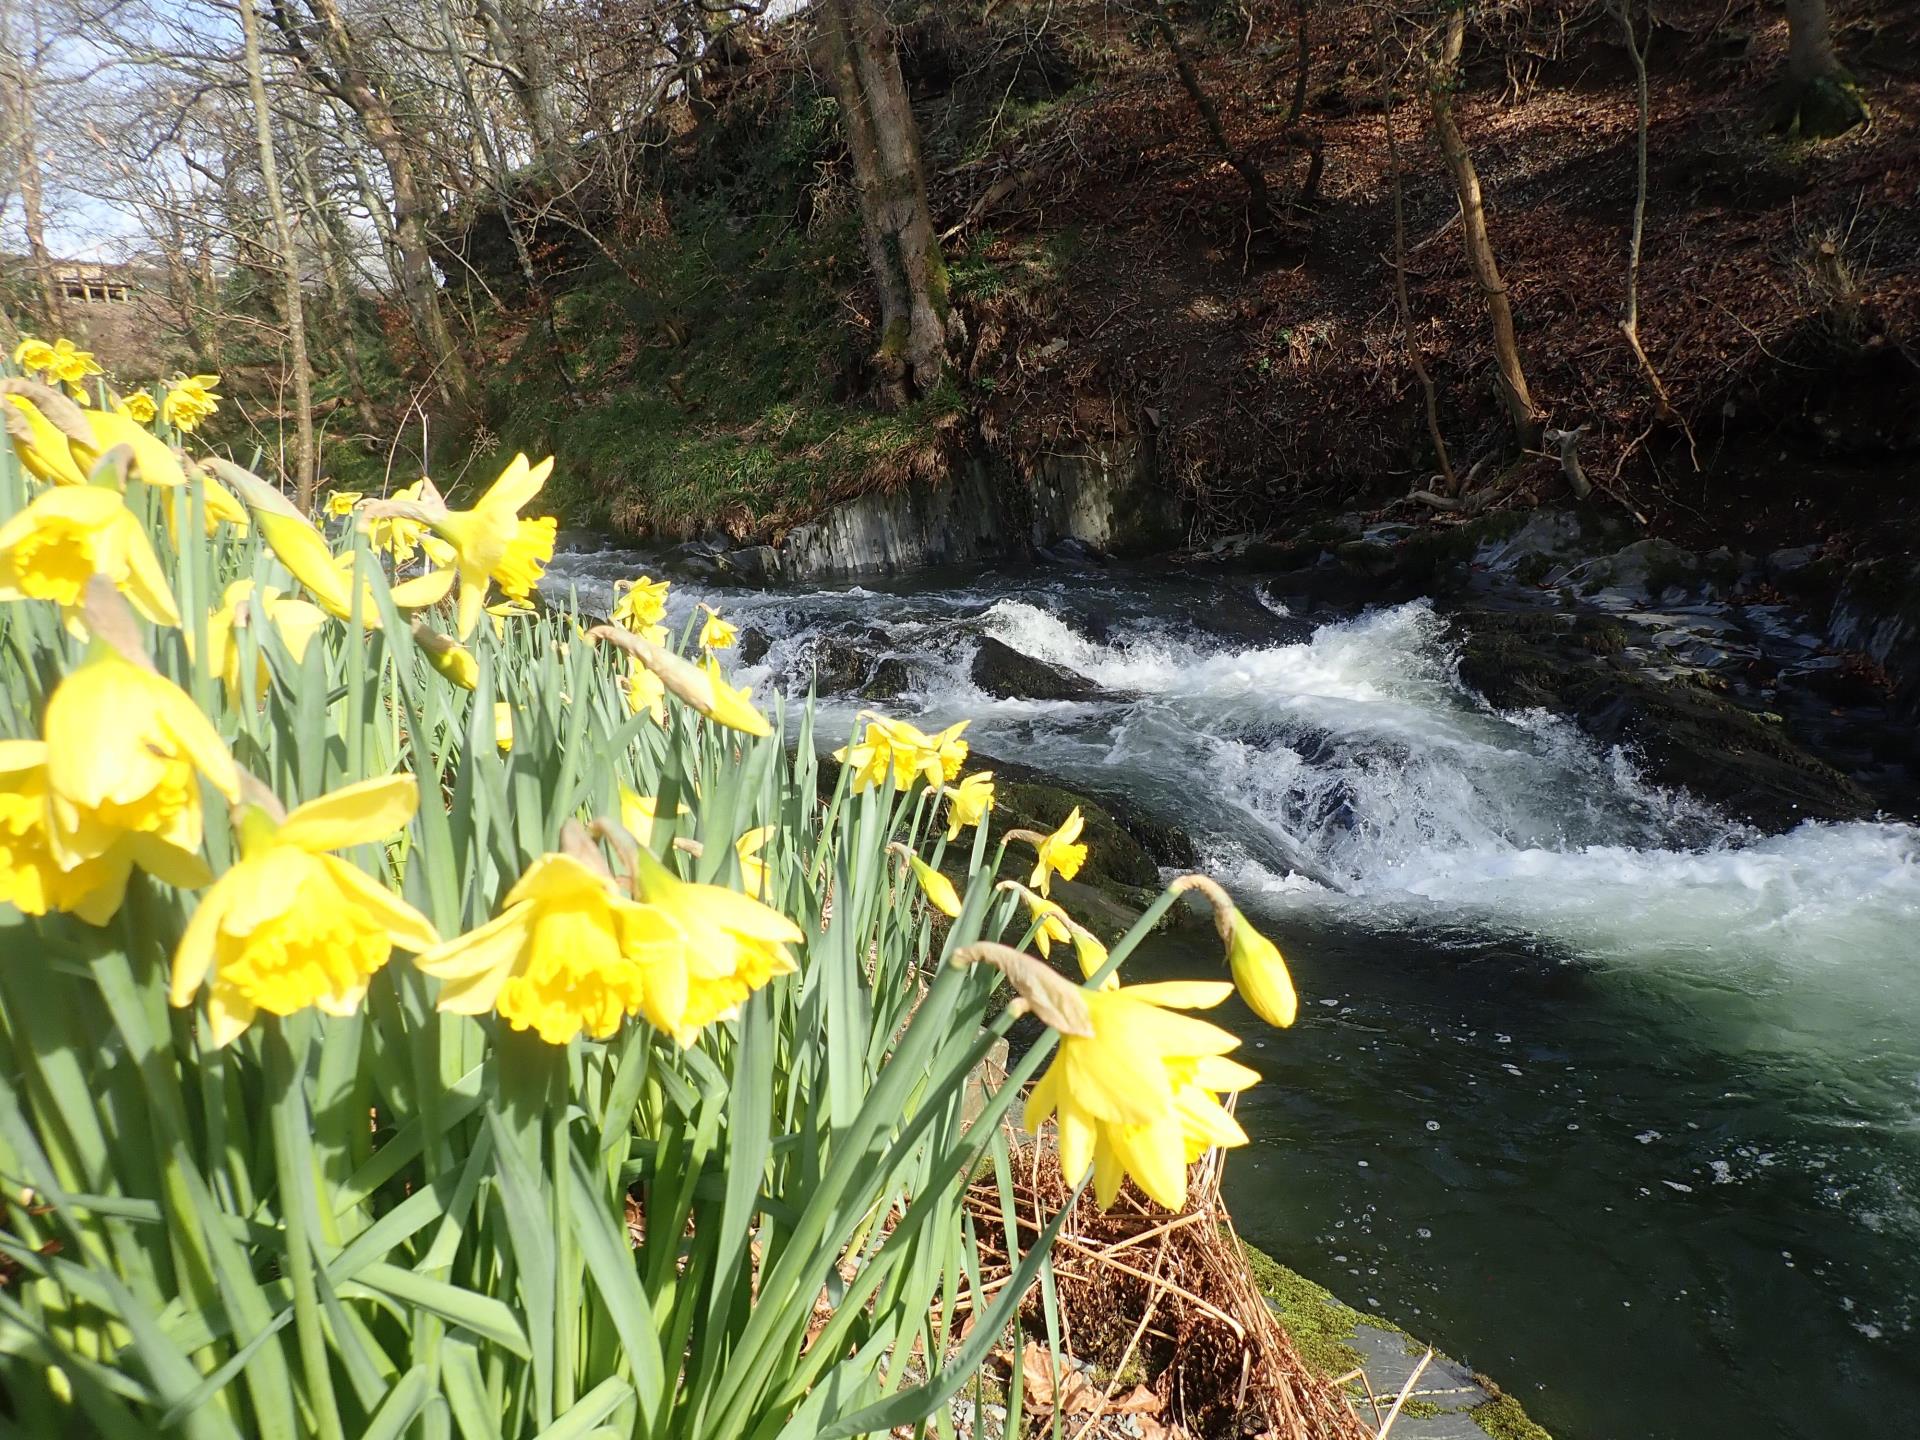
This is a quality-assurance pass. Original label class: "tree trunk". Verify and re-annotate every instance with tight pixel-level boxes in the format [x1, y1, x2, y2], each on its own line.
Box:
[271, 0, 471, 410]
[1147, 1, 1274, 236]
[1777, 0, 1869, 138]
[817, 0, 955, 406]
[1428, 14, 1542, 450]
[1, 54, 64, 334]
[285, 118, 377, 432]
[238, 0, 318, 508]
[471, 0, 569, 180]
[1374, 17, 1454, 494]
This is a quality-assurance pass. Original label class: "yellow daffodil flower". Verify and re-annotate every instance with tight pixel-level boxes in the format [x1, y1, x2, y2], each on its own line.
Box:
[627, 844, 802, 1044]
[1008, 884, 1109, 982]
[40, 651, 241, 922]
[324, 491, 362, 518]
[833, 721, 899, 794]
[494, 702, 514, 752]
[905, 852, 962, 918]
[942, 770, 995, 840]
[10, 337, 56, 375]
[204, 580, 329, 706]
[46, 340, 102, 392]
[625, 663, 666, 724]
[414, 852, 683, 1045]
[0, 486, 180, 628]
[698, 606, 737, 651]
[419, 453, 556, 639]
[696, 654, 770, 736]
[1172, 875, 1299, 1029]
[71, 408, 188, 489]
[1023, 980, 1254, 1210]
[364, 480, 455, 567]
[486, 599, 535, 640]
[736, 827, 773, 896]
[6, 396, 89, 486]
[114, 391, 158, 425]
[1225, 910, 1297, 1028]
[168, 776, 438, 1046]
[162, 374, 221, 432]
[618, 790, 690, 846]
[1028, 807, 1087, 896]
[0, 742, 122, 922]
[161, 469, 251, 544]
[222, 464, 451, 623]
[612, 575, 670, 635]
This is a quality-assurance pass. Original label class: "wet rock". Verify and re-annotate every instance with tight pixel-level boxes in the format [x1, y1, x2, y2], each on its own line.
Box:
[737, 626, 773, 666]
[1455, 610, 1874, 831]
[970, 636, 1108, 702]
[720, 544, 780, 583]
[861, 657, 914, 700]
[663, 539, 725, 580]
[804, 635, 883, 694]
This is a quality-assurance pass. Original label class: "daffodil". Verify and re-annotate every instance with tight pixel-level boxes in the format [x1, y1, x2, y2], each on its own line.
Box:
[40, 650, 241, 921]
[45, 340, 102, 394]
[0, 486, 180, 627]
[162, 374, 221, 432]
[71, 407, 188, 488]
[0, 742, 122, 923]
[161, 468, 251, 544]
[942, 770, 995, 840]
[494, 702, 514, 752]
[169, 777, 437, 1046]
[6, 395, 89, 485]
[592, 625, 771, 737]
[904, 851, 961, 918]
[364, 480, 455, 567]
[221, 464, 452, 623]
[612, 576, 670, 637]
[1225, 912, 1296, 1028]
[626, 845, 802, 1044]
[418, 453, 556, 638]
[324, 491, 362, 518]
[1006, 882, 1109, 982]
[1027, 807, 1087, 897]
[414, 852, 682, 1045]
[1172, 874, 1298, 1029]
[618, 790, 688, 845]
[835, 716, 968, 792]
[624, 663, 666, 724]
[114, 391, 157, 425]
[698, 606, 737, 651]
[10, 337, 56, 375]
[735, 827, 773, 896]
[486, 599, 535, 639]
[204, 580, 329, 706]
[1023, 981, 1254, 1210]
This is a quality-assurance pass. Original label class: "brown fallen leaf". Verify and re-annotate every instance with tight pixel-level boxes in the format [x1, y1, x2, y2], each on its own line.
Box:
[1109, 1383, 1164, 1415]
[1019, 1340, 1099, 1414]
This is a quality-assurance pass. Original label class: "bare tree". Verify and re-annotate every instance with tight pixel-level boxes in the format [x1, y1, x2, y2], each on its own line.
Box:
[237, 0, 317, 504]
[270, 0, 472, 409]
[1424, 8, 1542, 450]
[1145, 0, 1274, 236]
[0, 4, 63, 333]
[816, 0, 957, 405]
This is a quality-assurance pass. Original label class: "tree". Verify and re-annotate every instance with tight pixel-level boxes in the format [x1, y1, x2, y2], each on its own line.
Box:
[270, 0, 473, 410]
[237, 0, 317, 506]
[1776, 0, 1869, 139]
[816, 0, 957, 406]
[0, 4, 64, 333]
[1425, 9, 1543, 450]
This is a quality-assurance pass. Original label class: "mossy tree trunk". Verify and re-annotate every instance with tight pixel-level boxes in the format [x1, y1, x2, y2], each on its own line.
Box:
[1777, 0, 1870, 139]
[817, 0, 957, 407]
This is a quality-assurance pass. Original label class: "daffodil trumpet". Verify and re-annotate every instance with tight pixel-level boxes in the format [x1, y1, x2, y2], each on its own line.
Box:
[887, 842, 963, 918]
[995, 879, 1110, 983]
[1171, 873, 1299, 1028]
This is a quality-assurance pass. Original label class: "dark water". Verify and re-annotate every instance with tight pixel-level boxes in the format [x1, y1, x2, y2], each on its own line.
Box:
[546, 548, 1920, 1438]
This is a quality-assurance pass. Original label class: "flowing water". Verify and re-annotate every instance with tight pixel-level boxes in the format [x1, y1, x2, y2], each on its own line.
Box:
[549, 546, 1920, 1439]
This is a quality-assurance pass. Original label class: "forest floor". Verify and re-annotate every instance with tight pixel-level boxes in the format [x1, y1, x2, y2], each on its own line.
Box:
[442, 0, 1919, 566]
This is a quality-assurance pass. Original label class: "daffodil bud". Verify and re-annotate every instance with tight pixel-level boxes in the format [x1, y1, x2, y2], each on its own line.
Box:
[1225, 910, 1297, 1028]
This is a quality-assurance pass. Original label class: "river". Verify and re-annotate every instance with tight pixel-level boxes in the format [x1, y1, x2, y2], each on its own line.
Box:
[548, 544, 1920, 1440]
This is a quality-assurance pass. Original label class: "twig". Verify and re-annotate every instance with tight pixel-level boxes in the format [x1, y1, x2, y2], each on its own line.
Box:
[1374, 1348, 1435, 1438]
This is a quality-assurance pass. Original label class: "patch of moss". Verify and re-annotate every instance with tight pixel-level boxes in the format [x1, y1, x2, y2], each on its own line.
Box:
[1234, 1237, 1367, 1378]
[1471, 1391, 1555, 1440]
